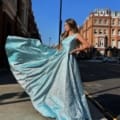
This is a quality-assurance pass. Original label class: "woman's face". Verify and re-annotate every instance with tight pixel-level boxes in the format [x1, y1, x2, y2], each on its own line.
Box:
[64, 22, 70, 32]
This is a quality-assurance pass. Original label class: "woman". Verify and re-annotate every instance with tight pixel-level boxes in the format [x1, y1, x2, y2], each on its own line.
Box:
[5, 18, 92, 120]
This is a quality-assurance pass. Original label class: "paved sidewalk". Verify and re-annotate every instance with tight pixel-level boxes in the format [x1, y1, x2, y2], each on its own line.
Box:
[0, 84, 53, 120]
[0, 84, 107, 120]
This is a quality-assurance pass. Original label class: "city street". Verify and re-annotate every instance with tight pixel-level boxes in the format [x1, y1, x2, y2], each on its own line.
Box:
[0, 66, 107, 120]
[79, 61, 120, 119]
[1, 0, 120, 120]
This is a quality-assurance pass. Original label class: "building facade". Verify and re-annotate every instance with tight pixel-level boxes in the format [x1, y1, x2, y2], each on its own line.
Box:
[79, 9, 120, 55]
[0, 0, 41, 68]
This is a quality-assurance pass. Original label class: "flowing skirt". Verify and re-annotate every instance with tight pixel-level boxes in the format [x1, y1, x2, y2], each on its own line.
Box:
[5, 36, 92, 120]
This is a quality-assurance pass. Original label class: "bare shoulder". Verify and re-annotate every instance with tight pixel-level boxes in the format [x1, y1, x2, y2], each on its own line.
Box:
[75, 33, 83, 40]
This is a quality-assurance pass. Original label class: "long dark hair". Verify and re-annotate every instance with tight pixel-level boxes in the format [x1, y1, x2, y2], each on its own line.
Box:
[61, 18, 79, 39]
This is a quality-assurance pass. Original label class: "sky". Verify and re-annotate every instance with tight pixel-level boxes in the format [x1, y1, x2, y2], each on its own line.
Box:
[32, 0, 120, 45]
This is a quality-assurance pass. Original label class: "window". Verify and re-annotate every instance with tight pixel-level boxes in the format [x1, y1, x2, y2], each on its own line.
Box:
[119, 20, 120, 26]
[98, 39, 101, 47]
[105, 36, 108, 47]
[112, 40, 116, 48]
[118, 30, 120, 36]
[98, 38, 105, 48]
[94, 29, 97, 34]
[118, 41, 120, 48]
[99, 29, 102, 34]
[112, 19, 115, 25]
[99, 19, 102, 24]
[95, 38, 98, 48]
[104, 29, 108, 34]
[104, 19, 107, 24]
[112, 29, 115, 35]
[104, 29, 106, 34]
[94, 19, 97, 24]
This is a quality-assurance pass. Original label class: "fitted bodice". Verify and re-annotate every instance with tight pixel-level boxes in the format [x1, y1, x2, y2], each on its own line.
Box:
[61, 34, 78, 52]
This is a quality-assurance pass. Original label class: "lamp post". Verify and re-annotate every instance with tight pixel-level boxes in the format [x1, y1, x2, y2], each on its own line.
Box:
[58, 0, 62, 44]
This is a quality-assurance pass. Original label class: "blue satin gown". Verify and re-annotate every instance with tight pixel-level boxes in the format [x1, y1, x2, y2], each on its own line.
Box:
[5, 34, 92, 120]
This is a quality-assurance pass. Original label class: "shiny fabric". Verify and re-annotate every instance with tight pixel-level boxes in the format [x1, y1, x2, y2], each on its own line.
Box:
[5, 34, 92, 120]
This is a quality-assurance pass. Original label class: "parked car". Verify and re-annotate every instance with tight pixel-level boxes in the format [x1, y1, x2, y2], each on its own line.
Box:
[117, 57, 120, 64]
[102, 57, 118, 63]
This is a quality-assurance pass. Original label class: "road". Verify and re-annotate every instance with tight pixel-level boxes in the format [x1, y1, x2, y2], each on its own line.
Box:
[79, 60, 120, 119]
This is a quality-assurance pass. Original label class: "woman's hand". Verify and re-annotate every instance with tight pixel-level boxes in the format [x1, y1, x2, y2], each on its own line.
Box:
[70, 33, 90, 54]
[54, 44, 62, 50]
[70, 48, 79, 54]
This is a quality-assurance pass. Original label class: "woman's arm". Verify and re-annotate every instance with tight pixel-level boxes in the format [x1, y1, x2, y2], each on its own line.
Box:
[70, 33, 90, 54]
[53, 44, 62, 50]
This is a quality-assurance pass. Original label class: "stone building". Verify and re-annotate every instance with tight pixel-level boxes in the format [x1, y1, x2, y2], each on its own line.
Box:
[79, 9, 120, 55]
[0, 0, 41, 68]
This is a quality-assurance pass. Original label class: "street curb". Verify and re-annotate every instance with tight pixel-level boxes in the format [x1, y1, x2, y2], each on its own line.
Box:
[85, 91, 118, 120]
